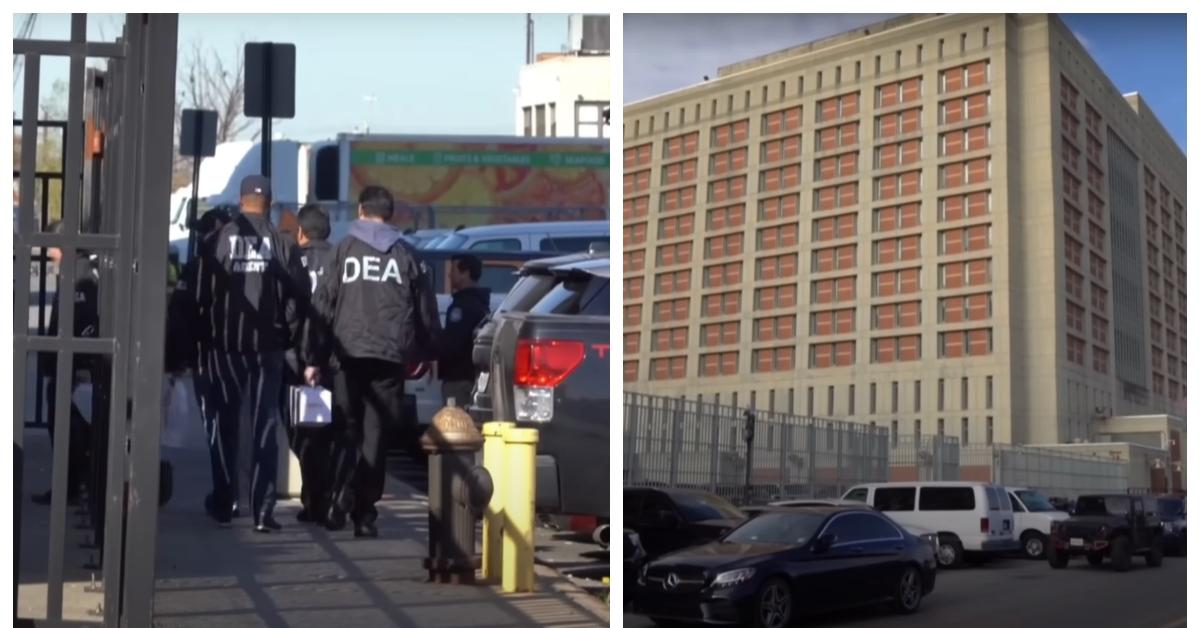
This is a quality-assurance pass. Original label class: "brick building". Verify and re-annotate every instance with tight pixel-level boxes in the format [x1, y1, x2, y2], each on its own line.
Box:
[622, 14, 1186, 451]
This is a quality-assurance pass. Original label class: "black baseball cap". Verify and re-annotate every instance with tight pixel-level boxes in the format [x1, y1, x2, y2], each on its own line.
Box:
[240, 175, 271, 198]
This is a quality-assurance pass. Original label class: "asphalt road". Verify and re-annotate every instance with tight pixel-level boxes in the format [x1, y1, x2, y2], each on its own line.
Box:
[624, 555, 1187, 628]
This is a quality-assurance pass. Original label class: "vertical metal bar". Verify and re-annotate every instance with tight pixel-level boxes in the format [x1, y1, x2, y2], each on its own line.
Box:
[708, 402, 719, 494]
[668, 397, 681, 486]
[806, 420, 816, 498]
[14, 51, 41, 622]
[100, 21, 135, 626]
[627, 396, 642, 484]
[121, 13, 178, 626]
[45, 227, 77, 622]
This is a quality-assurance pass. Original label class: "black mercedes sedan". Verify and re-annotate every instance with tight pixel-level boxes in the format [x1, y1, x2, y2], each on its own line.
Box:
[625, 487, 747, 558]
[631, 506, 937, 627]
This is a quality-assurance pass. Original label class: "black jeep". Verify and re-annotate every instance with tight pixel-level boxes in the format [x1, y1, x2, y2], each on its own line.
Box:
[1047, 494, 1164, 572]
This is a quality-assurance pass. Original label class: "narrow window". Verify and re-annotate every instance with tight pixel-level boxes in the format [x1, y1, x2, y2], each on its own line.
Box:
[917, 44, 923, 64]
[848, 384, 856, 414]
[807, 386, 814, 416]
[938, 378, 945, 411]
[986, 376, 994, 408]
[891, 381, 899, 413]
[914, 380, 922, 412]
[986, 416, 994, 444]
[961, 376, 969, 410]
[938, 38, 945, 59]
[962, 417, 970, 444]
[983, 27, 990, 47]
[874, 55, 881, 76]
[870, 382, 877, 414]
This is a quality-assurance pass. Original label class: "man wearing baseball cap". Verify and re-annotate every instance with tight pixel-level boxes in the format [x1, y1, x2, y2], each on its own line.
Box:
[189, 174, 309, 532]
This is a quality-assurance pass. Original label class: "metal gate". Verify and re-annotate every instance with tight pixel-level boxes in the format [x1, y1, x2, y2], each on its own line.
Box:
[14, 14, 178, 627]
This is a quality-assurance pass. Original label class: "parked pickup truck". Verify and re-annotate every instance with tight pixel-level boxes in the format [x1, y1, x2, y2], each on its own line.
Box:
[1047, 494, 1164, 571]
[486, 255, 609, 521]
[469, 251, 603, 426]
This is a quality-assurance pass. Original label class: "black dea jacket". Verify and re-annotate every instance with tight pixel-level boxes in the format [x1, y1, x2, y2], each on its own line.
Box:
[306, 219, 441, 367]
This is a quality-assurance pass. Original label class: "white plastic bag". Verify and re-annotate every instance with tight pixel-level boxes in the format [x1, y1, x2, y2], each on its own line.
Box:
[162, 375, 199, 448]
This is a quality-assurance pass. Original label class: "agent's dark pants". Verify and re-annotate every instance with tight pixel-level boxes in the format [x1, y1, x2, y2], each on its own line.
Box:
[281, 353, 334, 518]
[43, 356, 96, 500]
[194, 350, 284, 524]
[330, 356, 403, 525]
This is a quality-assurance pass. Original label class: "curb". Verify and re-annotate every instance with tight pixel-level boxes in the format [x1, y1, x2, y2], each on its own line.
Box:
[533, 563, 611, 621]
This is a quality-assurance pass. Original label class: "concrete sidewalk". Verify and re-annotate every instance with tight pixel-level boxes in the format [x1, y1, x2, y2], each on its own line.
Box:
[154, 435, 609, 627]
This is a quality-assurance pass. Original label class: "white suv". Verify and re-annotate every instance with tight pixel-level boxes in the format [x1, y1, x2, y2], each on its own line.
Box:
[842, 482, 1020, 568]
[1007, 487, 1070, 559]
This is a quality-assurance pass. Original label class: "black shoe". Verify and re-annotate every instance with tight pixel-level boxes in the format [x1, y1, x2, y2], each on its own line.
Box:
[325, 506, 347, 531]
[254, 516, 282, 534]
[354, 521, 378, 538]
[296, 508, 312, 523]
[204, 494, 232, 527]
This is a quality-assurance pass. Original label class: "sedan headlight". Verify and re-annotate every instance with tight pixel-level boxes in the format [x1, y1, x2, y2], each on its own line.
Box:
[711, 568, 756, 588]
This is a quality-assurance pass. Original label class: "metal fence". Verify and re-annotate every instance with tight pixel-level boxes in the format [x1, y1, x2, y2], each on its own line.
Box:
[625, 392, 1137, 505]
[624, 393, 890, 505]
[888, 434, 961, 481]
[960, 444, 1129, 498]
[15, 14, 177, 626]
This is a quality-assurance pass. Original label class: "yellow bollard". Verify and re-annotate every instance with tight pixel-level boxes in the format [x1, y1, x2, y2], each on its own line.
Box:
[502, 427, 539, 593]
[481, 422, 513, 581]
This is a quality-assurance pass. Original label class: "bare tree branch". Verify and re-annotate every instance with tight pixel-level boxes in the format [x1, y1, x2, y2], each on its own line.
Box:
[172, 40, 252, 190]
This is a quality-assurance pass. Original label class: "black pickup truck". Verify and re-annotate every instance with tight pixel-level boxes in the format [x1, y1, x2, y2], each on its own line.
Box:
[1047, 494, 1164, 571]
[469, 251, 602, 425]
[485, 255, 610, 521]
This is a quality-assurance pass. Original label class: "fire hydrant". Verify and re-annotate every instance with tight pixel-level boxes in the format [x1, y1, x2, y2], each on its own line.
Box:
[421, 399, 493, 584]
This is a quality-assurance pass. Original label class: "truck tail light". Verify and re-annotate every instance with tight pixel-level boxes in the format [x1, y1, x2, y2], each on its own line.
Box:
[514, 339, 585, 422]
[980, 517, 990, 534]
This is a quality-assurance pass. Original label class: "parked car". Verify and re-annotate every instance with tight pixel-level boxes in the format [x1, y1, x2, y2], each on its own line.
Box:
[1007, 487, 1070, 559]
[625, 487, 747, 558]
[842, 482, 1019, 568]
[430, 220, 609, 253]
[631, 506, 936, 628]
[487, 255, 609, 521]
[1048, 494, 1164, 571]
[468, 251, 603, 425]
[767, 498, 941, 556]
[1156, 496, 1186, 556]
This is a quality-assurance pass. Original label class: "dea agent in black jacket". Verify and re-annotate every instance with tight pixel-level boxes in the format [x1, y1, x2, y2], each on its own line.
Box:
[191, 176, 309, 533]
[436, 254, 490, 407]
[284, 203, 338, 525]
[304, 186, 441, 537]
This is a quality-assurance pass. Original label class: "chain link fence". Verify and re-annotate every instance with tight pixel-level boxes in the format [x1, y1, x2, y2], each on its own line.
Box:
[623, 393, 889, 505]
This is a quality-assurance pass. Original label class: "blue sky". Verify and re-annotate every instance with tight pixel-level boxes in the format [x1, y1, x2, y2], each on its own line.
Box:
[15, 13, 573, 140]
[625, 14, 1186, 152]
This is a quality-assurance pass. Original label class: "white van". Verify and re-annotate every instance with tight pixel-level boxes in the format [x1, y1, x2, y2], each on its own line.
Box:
[1007, 487, 1070, 560]
[430, 221, 609, 253]
[842, 482, 1019, 568]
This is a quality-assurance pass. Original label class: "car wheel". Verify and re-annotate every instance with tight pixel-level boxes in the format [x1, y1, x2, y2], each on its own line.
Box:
[754, 577, 793, 628]
[1110, 536, 1133, 572]
[1086, 553, 1104, 567]
[890, 565, 924, 614]
[1021, 531, 1047, 560]
[1047, 545, 1069, 569]
[1146, 537, 1164, 567]
[936, 535, 964, 569]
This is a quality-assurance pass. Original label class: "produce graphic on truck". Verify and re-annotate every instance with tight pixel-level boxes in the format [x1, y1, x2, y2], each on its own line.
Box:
[169, 134, 610, 255]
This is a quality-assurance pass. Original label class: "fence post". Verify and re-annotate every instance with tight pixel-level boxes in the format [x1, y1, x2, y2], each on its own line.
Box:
[806, 419, 817, 498]
[708, 401, 719, 494]
[668, 396, 683, 487]
[778, 418, 789, 499]
[836, 428, 844, 496]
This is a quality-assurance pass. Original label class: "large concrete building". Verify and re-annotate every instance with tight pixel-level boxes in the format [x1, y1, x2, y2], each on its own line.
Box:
[622, 14, 1186, 458]
[515, 15, 610, 139]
